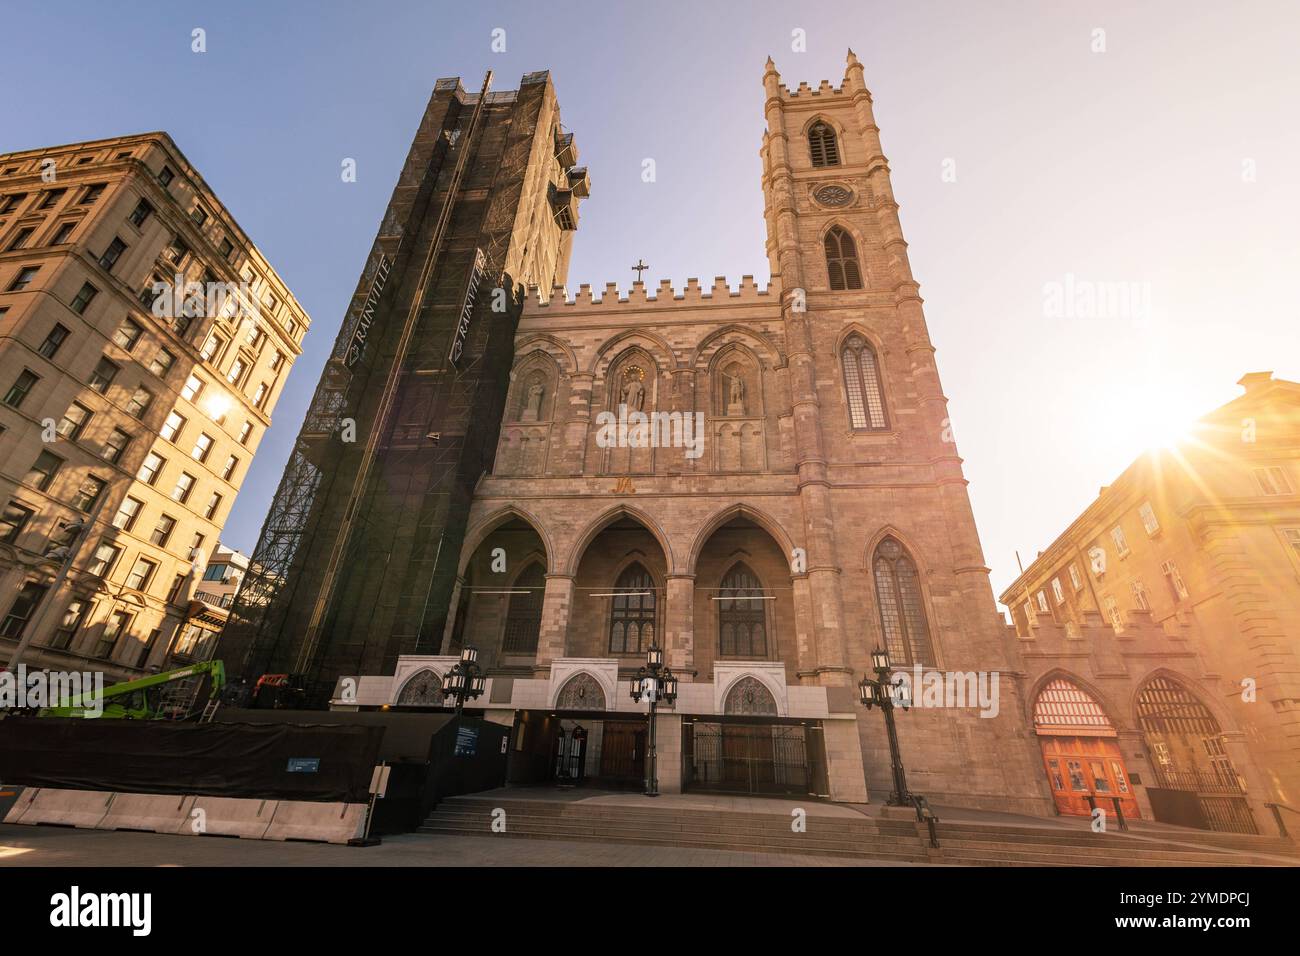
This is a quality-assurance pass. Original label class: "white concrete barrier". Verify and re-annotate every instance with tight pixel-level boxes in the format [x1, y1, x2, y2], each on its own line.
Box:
[97, 792, 194, 834]
[4, 788, 113, 828]
[263, 801, 367, 844]
[184, 796, 278, 839]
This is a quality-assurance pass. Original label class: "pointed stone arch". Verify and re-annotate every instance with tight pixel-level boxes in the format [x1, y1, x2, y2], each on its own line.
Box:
[509, 349, 560, 423]
[565, 503, 674, 575]
[722, 674, 779, 715]
[589, 329, 676, 378]
[689, 324, 784, 371]
[515, 333, 578, 375]
[687, 503, 798, 577]
[396, 668, 445, 706]
[554, 671, 608, 711]
[458, 505, 553, 577]
[1025, 668, 1125, 731]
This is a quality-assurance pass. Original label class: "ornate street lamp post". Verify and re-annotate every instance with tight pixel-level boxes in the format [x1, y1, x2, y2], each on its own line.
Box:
[440, 646, 487, 715]
[858, 647, 913, 807]
[629, 643, 678, 797]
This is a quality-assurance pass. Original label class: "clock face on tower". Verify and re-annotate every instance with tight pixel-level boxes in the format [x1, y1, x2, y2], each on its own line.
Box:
[813, 184, 853, 207]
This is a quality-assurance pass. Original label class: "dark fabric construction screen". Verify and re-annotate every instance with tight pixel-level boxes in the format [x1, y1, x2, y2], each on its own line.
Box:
[0, 718, 383, 803]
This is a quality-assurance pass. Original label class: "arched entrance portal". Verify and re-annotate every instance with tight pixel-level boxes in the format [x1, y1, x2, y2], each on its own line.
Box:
[1033, 678, 1139, 819]
[1136, 676, 1256, 833]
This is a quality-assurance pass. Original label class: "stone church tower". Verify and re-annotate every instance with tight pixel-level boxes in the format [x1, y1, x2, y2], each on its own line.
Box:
[334, 54, 1053, 815]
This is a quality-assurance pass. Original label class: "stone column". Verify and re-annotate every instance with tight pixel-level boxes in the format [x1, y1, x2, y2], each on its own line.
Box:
[534, 573, 574, 676]
[562, 372, 594, 475]
[664, 573, 696, 674]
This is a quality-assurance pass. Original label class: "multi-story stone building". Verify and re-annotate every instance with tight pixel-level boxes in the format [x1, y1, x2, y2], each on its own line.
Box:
[1001, 372, 1300, 833]
[324, 54, 1053, 813]
[0, 133, 308, 682]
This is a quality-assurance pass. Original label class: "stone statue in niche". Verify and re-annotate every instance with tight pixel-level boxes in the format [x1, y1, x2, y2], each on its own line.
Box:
[724, 364, 746, 416]
[619, 367, 646, 411]
[521, 380, 545, 422]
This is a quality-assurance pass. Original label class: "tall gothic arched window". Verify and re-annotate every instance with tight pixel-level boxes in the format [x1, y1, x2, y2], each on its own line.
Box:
[841, 335, 887, 429]
[502, 563, 544, 653]
[824, 226, 862, 290]
[872, 537, 935, 667]
[609, 563, 656, 654]
[809, 121, 840, 168]
[718, 562, 767, 657]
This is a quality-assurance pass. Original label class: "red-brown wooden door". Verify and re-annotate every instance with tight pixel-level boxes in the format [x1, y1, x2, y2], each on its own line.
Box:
[1040, 735, 1139, 819]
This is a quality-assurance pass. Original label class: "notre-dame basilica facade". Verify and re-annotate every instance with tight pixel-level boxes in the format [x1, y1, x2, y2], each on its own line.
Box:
[335, 52, 1054, 814]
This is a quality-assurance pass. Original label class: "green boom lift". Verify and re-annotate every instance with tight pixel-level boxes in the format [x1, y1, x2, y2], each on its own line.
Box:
[38, 659, 226, 720]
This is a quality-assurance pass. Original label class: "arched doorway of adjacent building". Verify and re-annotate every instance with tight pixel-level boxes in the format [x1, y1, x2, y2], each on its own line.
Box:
[1136, 675, 1256, 834]
[1033, 677, 1139, 820]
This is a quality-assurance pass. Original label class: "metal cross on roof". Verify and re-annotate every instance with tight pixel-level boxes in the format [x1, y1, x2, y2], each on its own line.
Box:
[631, 258, 649, 282]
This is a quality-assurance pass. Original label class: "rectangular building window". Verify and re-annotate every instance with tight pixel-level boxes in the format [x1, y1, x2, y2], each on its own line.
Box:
[1131, 579, 1150, 612]
[97, 236, 128, 272]
[238, 421, 253, 445]
[1102, 595, 1124, 633]
[137, 451, 165, 485]
[161, 410, 186, 442]
[38, 188, 66, 209]
[112, 496, 143, 532]
[181, 374, 204, 402]
[159, 166, 175, 187]
[0, 500, 35, 543]
[70, 281, 99, 314]
[80, 183, 106, 205]
[71, 475, 107, 512]
[191, 433, 213, 462]
[38, 323, 70, 359]
[1138, 501, 1160, 535]
[26, 450, 63, 490]
[50, 221, 76, 245]
[221, 454, 238, 481]
[50, 598, 88, 650]
[1161, 560, 1189, 601]
[0, 582, 49, 639]
[150, 513, 176, 547]
[148, 349, 174, 378]
[89, 356, 120, 393]
[94, 610, 131, 659]
[171, 471, 195, 503]
[8, 265, 40, 291]
[56, 401, 93, 440]
[204, 491, 222, 520]
[5, 226, 34, 251]
[112, 317, 143, 352]
[1051, 577, 1064, 604]
[125, 557, 157, 592]
[4, 368, 39, 408]
[127, 198, 154, 227]
[101, 427, 132, 464]
[1110, 525, 1129, 557]
[166, 574, 187, 604]
[1255, 466, 1294, 496]
[125, 386, 153, 418]
[87, 541, 121, 576]
[0, 193, 27, 214]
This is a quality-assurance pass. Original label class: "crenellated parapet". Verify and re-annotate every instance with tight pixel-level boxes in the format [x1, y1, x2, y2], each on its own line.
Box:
[525, 275, 779, 313]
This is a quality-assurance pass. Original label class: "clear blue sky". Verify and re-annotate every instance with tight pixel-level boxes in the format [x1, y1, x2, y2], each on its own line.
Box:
[6, 0, 1297, 600]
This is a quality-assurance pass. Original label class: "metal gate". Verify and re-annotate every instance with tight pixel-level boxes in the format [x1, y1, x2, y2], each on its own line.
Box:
[685, 722, 810, 795]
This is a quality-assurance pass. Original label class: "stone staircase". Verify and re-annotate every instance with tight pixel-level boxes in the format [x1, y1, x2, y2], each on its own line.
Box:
[420, 795, 1299, 866]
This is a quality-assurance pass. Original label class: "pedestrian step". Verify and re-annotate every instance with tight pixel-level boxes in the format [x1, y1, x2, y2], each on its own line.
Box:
[419, 796, 1297, 866]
